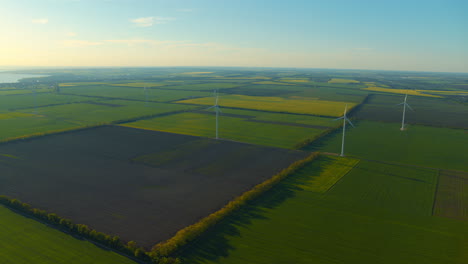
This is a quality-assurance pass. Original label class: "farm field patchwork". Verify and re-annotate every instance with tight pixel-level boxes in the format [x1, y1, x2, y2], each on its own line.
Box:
[0, 114, 79, 141]
[328, 78, 360, 84]
[304, 121, 468, 171]
[110, 82, 167, 87]
[0, 126, 307, 249]
[0, 205, 137, 264]
[0, 93, 99, 112]
[0, 88, 52, 96]
[198, 108, 338, 128]
[122, 112, 326, 149]
[182, 157, 466, 264]
[19, 100, 197, 125]
[354, 94, 468, 128]
[433, 170, 468, 221]
[177, 94, 356, 117]
[288, 85, 368, 103]
[362, 86, 442, 98]
[59, 85, 214, 102]
[156, 83, 242, 90]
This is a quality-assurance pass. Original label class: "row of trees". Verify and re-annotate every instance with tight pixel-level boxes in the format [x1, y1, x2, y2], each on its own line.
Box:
[0, 196, 180, 263]
[294, 95, 370, 150]
[294, 127, 337, 149]
[151, 152, 320, 257]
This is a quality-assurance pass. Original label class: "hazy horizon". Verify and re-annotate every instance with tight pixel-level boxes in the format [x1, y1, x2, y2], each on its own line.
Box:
[1, 0, 467, 73]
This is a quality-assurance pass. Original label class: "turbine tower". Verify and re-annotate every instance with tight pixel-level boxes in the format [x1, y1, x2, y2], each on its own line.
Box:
[398, 94, 413, 131]
[335, 104, 354, 157]
[206, 90, 221, 139]
[34, 81, 38, 114]
[144, 86, 149, 107]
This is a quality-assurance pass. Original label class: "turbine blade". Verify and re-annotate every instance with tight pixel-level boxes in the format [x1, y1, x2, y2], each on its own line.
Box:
[346, 118, 355, 128]
[406, 103, 414, 111]
[396, 102, 404, 106]
[334, 116, 344, 121]
[206, 105, 215, 110]
[217, 106, 222, 114]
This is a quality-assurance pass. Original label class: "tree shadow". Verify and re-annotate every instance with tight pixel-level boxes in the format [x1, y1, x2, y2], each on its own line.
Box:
[301, 127, 342, 152]
[178, 157, 329, 263]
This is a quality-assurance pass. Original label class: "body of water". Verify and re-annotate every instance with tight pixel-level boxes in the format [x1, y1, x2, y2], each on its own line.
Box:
[0, 73, 49, 83]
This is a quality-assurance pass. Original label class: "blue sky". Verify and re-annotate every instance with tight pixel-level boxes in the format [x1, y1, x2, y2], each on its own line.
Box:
[1, 0, 467, 72]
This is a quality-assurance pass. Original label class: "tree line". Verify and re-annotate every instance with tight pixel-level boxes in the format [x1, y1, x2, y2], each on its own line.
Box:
[0, 152, 320, 263]
[0, 196, 180, 264]
[151, 152, 320, 257]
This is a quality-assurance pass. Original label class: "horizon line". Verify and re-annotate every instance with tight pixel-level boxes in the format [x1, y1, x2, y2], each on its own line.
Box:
[2, 65, 468, 75]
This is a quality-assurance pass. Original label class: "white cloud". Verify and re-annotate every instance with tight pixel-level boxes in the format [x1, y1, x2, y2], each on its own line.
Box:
[62, 40, 102, 47]
[32, 18, 49, 24]
[130, 16, 176, 27]
[66, 32, 77, 37]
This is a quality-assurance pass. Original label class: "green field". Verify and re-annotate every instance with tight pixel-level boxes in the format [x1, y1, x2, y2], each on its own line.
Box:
[157, 83, 242, 90]
[182, 157, 467, 264]
[0, 93, 97, 112]
[354, 94, 468, 128]
[111, 82, 167, 87]
[121, 112, 325, 149]
[200, 108, 337, 128]
[60, 85, 214, 102]
[305, 121, 468, 171]
[0, 205, 136, 264]
[177, 94, 356, 117]
[0, 115, 78, 141]
[20, 100, 197, 125]
[0, 88, 52, 96]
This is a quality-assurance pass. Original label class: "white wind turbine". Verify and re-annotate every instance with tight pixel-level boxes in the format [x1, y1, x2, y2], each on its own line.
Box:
[398, 94, 413, 131]
[206, 90, 221, 139]
[335, 104, 354, 157]
[144, 86, 149, 107]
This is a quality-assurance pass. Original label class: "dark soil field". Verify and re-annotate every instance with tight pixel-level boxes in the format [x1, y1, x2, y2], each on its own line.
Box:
[433, 170, 468, 221]
[0, 126, 306, 249]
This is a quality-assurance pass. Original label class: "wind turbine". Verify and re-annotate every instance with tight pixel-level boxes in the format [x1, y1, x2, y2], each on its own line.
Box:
[398, 94, 413, 131]
[335, 104, 354, 157]
[144, 86, 149, 107]
[34, 81, 39, 114]
[206, 90, 221, 140]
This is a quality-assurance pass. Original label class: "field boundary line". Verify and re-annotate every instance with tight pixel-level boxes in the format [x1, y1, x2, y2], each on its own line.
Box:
[325, 159, 361, 193]
[0, 203, 148, 264]
[151, 152, 320, 257]
[173, 102, 345, 119]
[0, 124, 108, 146]
[322, 153, 468, 174]
[431, 169, 441, 216]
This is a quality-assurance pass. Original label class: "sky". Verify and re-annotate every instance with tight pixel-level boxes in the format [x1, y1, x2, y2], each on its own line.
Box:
[1, 0, 467, 72]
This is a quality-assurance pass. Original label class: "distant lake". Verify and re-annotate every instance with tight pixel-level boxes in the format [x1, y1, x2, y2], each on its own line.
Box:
[0, 72, 49, 83]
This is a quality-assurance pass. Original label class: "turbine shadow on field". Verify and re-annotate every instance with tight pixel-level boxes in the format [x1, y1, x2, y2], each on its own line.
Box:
[179, 161, 327, 263]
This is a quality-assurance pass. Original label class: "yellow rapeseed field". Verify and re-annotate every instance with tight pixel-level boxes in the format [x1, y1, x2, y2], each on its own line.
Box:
[279, 79, 309, 83]
[253, 81, 295, 85]
[328, 78, 360, 84]
[362, 87, 443, 98]
[0, 112, 37, 120]
[177, 95, 355, 117]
